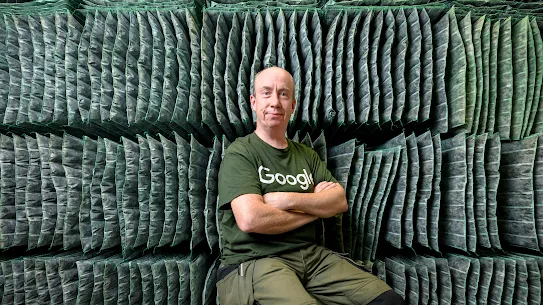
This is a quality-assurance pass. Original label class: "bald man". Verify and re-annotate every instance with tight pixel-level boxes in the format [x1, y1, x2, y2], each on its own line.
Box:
[217, 67, 404, 305]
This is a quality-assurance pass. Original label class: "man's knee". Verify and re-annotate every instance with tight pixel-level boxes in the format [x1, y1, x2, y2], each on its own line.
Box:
[367, 290, 406, 305]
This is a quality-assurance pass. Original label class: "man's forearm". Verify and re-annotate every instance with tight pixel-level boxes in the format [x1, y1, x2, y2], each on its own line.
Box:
[231, 193, 318, 234]
[264, 185, 348, 218]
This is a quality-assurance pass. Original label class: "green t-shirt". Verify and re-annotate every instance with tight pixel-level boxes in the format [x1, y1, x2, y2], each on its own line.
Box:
[218, 133, 336, 265]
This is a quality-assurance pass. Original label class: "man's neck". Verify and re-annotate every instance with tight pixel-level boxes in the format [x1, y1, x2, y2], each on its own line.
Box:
[255, 128, 288, 149]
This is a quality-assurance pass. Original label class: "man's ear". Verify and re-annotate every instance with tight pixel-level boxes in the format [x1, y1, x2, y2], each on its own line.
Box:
[250, 95, 256, 110]
[292, 99, 296, 111]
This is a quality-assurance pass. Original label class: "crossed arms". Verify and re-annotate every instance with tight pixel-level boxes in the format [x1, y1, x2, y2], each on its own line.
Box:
[231, 182, 348, 235]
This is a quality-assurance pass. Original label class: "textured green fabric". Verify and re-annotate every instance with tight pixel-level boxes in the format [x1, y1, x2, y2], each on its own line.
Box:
[49, 134, 66, 247]
[413, 259, 429, 305]
[151, 259, 167, 305]
[392, 9, 406, 123]
[351, 151, 372, 257]
[12, 258, 24, 304]
[369, 11, 383, 126]
[156, 11, 178, 130]
[534, 134, 543, 248]
[101, 139, 121, 250]
[334, 12, 348, 128]
[498, 135, 539, 251]
[172, 132, 191, 246]
[487, 20, 500, 134]
[276, 10, 287, 70]
[205, 137, 222, 252]
[502, 258, 517, 305]
[201, 13, 222, 137]
[433, 257, 452, 305]
[472, 16, 485, 135]
[91, 138, 106, 250]
[263, 10, 276, 67]
[66, 14, 82, 127]
[357, 12, 371, 125]
[415, 131, 433, 248]
[431, 12, 449, 134]
[3, 15, 22, 126]
[521, 19, 536, 139]
[419, 8, 432, 123]
[488, 257, 505, 304]
[527, 18, 543, 136]
[513, 257, 529, 305]
[289, 12, 304, 130]
[135, 135, 150, 248]
[186, 10, 206, 138]
[379, 10, 394, 124]
[354, 151, 380, 260]
[62, 133, 83, 250]
[81, 136, 97, 252]
[511, 17, 529, 140]
[459, 13, 476, 133]
[13, 135, 29, 248]
[190, 252, 211, 305]
[116, 261, 130, 305]
[134, 11, 152, 127]
[115, 142, 127, 254]
[363, 149, 394, 260]
[45, 256, 62, 304]
[344, 145, 364, 256]
[522, 255, 541, 305]
[145, 12, 165, 125]
[479, 18, 491, 134]
[109, 11, 130, 128]
[497, 18, 513, 140]
[128, 259, 142, 304]
[311, 11, 322, 127]
[323, 13, 340, 128]
[237, 12, 255, 134]
[0, 16, 9, 125]
[384, 257, 406, 299]
[28, 15, 45, 124]
[189, 135, 211, 250]
[465, 135, 476, 252]
[164, 259, 180, 305]
[23, 257, 37, 304]
[121, 137, 139, 251]
[249, 12, 264, 127]
[147, 135, 165, 249]
[416, 256, 438, 305]
[446, 8, 466, 129]
[213, 14, 235, 139]
[440, 133, 467, 251]
[88, 10, 105, 125]
[379, 133, 407, 249]
[474, 133, 490, 248]
[466, 257, 481, 303]
[77, 11, 93, 124]
[203, 258, 219, 305]
[345, 12, 361, 127]
[158, 134, 178, 248]
[485, 133, 502, 250]
[14, 15, 32, 126]
[137, 259, 153, 305]
[125, 12, 139, 127]
[25, 135, 41, 250]
[446, 254, 471, 305]
[403, 258, 419, 305]
[477, 257, 493, 304]
[177, 258, 190, 304]
[371, 147, 400, 260]
[40, 14, 56, 125]
[404, 133, 419, 248]
[34, 258, 49, 304]
[428, 134, 441, 252]
[224, 13, 244, 137]
[326, 139, 355, 252]
[404, 8, 421, 124]
[36, 134, 55, 249]
[2, 261, 13, 303]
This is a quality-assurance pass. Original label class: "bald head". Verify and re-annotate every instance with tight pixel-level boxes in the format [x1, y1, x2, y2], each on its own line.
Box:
[253, 67, 295, 97]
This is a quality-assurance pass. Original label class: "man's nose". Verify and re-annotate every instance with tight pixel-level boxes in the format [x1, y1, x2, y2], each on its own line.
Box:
[269, 94, 280, 107]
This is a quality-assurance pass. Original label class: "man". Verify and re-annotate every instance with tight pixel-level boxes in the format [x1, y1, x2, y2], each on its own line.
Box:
[217, 67, 404, 305]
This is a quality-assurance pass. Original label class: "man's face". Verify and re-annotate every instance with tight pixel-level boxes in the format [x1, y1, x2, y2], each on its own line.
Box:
[250, 68, 296, 131]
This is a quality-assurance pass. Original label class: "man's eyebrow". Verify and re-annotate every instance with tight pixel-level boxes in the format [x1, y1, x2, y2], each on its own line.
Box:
[259, 86, 273, 91]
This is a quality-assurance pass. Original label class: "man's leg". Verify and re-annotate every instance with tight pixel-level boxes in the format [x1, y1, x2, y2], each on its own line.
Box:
[252, 257, 318, 305]
[217, 256, 318, 305]
[303, 245, 404, 305]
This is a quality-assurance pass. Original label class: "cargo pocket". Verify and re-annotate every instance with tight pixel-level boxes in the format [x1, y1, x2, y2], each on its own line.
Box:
[332, 251, 372, 273]
[216, 260, 256, 305]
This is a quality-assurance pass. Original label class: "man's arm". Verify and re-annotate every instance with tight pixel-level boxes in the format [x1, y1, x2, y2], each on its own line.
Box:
[263, 182, 348, 218]
[231, 193, 318, 235]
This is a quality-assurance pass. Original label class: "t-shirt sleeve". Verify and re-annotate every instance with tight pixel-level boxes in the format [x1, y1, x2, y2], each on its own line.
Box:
[309, 149, 338, 185]
[218, 149, 262, 209]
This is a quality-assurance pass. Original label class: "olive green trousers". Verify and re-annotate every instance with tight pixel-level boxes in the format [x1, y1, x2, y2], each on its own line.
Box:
[217, 244, 391, 305]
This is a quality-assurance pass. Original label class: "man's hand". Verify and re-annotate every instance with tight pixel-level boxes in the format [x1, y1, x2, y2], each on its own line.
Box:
[262, 181, 340, 213]
[314, 181, 338, 193]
